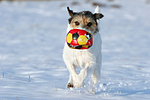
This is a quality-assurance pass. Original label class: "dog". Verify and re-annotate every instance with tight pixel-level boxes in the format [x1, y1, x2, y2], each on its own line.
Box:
[63, 6, 104, 88]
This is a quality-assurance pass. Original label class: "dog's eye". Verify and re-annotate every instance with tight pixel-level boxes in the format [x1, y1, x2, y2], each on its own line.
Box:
[87, 22, 92, 27]
[75, 21, 80, 26]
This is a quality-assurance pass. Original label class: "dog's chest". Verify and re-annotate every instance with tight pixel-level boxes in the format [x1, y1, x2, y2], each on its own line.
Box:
[69, 50, 92, 68]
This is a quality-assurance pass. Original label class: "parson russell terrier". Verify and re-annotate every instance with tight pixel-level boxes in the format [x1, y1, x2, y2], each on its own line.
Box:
[63, 6, 104, 88]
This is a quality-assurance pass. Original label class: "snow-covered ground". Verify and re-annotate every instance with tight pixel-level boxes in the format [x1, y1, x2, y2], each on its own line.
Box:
[0, 0, 150, 100]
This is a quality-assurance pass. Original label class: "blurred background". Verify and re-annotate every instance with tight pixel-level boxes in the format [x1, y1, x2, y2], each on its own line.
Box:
[0, 0, 150, 100]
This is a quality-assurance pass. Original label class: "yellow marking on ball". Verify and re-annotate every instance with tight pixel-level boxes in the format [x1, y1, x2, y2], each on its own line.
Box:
[82, 45, 89, 48]
[77, 35, 88, 45]
[66, 33, 72, 43]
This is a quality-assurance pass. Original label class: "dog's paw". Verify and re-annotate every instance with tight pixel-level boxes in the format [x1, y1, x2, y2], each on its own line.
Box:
[67, 83, 74, 89]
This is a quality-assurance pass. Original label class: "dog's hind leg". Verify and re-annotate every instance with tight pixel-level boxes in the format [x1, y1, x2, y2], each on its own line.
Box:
[91, 55, 101, 85]
[91, 67, 100, 85]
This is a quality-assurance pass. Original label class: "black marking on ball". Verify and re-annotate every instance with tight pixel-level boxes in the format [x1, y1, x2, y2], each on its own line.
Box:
[88, 45, 91, 48]
[67, 43, 72, 47]
[67, 32, 69, 36]
[75, 45, 82, 49]
[72, 32, 79, 40]
[85, 32, 91, 40]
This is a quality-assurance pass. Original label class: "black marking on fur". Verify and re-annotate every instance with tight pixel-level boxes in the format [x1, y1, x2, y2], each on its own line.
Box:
[94, 13, 104, 19]
[68, 18, 73, 24]
[67, 7, 77, 17]
[67, 83, 74, 88]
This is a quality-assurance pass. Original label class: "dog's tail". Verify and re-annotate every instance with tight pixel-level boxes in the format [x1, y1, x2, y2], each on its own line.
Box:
[94, 6, 100, 23]
[94, 6, 99, 13]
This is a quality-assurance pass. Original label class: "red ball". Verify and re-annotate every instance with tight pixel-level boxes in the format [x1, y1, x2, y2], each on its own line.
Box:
[66, 29, 93, 49]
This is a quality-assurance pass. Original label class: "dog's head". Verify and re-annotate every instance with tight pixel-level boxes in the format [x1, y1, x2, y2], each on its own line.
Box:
[67, 7, 104, 34]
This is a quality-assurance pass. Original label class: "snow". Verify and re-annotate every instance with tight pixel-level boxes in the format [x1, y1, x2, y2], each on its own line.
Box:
[0, 0, 150, 100]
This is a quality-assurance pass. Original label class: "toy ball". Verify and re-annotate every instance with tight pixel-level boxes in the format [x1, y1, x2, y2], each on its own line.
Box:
[66, 29, 93, 49]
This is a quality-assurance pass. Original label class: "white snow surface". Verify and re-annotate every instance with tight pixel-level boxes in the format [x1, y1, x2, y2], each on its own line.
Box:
[0, 0, 150, 100]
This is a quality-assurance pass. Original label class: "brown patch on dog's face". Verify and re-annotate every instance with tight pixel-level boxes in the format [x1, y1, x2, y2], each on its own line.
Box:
[70, 15, 98, 34]
[67, 7, 104, 34]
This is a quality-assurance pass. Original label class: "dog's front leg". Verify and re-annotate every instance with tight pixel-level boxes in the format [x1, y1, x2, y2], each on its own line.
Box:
[66, 63, 78, 88]
[66, 63, 86, 88]
[67, 74, 74, 88]
[74, 62, 96, 88]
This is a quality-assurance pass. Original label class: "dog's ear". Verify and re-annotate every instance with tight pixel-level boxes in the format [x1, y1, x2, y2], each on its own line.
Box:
[94, 13, 104, 20]
[67, 7, 76, 17]
[94, 6, 104, 21]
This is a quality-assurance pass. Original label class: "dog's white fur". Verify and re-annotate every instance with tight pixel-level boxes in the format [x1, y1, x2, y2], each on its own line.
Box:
[63, 7, 102, 88]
